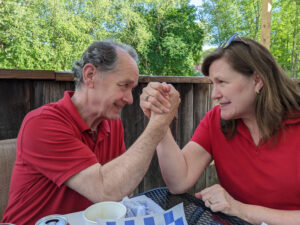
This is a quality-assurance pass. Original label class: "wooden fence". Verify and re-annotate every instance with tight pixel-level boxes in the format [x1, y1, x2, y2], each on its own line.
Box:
[1, 69, 299, 194]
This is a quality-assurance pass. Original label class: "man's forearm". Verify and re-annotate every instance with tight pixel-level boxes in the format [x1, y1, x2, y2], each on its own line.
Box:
[100, 119, 169, 201]
[90, 84, 180, 202]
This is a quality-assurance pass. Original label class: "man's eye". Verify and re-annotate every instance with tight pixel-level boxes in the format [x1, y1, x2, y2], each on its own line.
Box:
[119, 83, 129, 88]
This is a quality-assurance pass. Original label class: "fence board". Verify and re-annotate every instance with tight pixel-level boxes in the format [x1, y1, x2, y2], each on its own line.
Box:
[192, 83, 215, 193]
[176, 83, 194, 148]
[1, 69, 298, 194]
[0, 80, 31, 139]
[0, 69, 55, 79]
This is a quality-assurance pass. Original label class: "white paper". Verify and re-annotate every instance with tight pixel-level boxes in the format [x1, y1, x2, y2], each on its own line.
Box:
[96, 203, 188, 225]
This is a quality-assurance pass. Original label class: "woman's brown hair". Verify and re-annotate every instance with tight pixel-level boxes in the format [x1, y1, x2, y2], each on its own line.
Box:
[201, 37, 300, 144]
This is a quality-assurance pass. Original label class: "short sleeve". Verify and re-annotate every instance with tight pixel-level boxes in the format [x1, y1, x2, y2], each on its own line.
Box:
[19, 114, 98, 187]
[190, 106, 220, 155]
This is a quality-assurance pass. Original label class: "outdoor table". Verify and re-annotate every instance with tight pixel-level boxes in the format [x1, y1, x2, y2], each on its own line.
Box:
[65, 187, 253, 225]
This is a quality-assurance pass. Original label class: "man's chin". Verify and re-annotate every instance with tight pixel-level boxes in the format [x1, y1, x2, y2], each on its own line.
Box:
[110, 112, 122, 120]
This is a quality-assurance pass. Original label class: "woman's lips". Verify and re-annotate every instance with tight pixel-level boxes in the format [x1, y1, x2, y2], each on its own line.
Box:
[219, 102, 230, 108]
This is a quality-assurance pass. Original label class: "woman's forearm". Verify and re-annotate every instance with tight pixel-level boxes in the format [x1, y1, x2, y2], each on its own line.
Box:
[235, 201, 300, 225]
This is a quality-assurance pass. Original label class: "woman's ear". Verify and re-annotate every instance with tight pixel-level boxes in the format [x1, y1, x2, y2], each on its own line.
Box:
[254, 72, 264, 94]
[82, 64, 97, 88]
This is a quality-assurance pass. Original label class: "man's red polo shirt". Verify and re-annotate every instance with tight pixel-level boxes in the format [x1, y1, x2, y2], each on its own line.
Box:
[191, 105, 300, 210]
[1, 91, 126, 225]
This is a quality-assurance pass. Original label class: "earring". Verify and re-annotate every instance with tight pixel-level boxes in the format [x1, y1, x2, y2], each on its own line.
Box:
[256, 89, 260, 94]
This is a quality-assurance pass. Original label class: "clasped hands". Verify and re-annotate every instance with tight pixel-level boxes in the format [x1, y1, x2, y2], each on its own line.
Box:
[140, 82, 181, 126]
[139, 82, 240, 217]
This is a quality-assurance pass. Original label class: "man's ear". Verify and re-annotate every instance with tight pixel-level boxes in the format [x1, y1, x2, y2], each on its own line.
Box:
[254, 72, 264, 94]
[82, 63, 97, 88]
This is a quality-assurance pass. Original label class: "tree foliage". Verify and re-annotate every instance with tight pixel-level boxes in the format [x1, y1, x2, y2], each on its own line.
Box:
[0, 0, 93, 70]
[0, 0, 298, 77]
[198, 0, 299, 78]
[0, 0, 203, 76]
[271, 0, 299, 78]
[133, 1, 204, 75]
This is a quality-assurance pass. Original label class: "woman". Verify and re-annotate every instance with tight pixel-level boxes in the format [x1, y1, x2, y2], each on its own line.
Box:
[140, 35, 300, 225]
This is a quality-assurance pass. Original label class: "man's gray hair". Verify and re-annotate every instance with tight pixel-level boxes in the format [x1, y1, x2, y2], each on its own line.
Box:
[72, 40, 139, 89]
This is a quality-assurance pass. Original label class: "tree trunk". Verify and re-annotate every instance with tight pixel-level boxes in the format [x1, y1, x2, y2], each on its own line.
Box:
[260, 0, 272, 49]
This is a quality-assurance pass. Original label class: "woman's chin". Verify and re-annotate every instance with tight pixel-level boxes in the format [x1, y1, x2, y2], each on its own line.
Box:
[220, 112, 234, 121]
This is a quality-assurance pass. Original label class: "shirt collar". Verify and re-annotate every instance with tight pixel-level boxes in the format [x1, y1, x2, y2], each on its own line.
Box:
[282, 114, 300, 126]
[235, 112, 300, 137]
[58, 91, 110, 134]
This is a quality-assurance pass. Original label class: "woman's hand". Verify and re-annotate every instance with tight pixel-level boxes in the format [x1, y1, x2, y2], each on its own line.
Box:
[195, 184, 241, 216]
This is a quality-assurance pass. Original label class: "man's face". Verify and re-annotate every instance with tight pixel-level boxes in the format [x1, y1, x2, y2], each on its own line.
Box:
[89, 49, 139, 121]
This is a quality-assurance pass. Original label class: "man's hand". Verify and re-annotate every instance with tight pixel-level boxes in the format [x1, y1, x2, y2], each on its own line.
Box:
[140, 82, 172, 118]
[149, 83, 181, 127]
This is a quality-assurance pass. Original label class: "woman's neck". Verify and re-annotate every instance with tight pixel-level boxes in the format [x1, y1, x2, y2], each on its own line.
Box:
[242, 117, 261, 146]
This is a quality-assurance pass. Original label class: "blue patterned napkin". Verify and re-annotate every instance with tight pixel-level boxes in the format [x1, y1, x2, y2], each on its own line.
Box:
[96, 203, 188, 225]
[121, 195, 164, 217]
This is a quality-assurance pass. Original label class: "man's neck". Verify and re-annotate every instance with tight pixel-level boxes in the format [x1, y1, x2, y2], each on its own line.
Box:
[71, 89, 103, 130]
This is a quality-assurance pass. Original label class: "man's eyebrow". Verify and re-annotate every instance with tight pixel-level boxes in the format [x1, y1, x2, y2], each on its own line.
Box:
[118, 79, 135, 84]
[118, 79, 139, 87]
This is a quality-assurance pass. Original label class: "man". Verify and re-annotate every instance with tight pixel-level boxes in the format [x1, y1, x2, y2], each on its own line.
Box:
[1, 40, 180, 225]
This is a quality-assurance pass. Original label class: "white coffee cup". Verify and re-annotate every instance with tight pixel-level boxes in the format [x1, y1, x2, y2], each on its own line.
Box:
[83, 201, 127, 225]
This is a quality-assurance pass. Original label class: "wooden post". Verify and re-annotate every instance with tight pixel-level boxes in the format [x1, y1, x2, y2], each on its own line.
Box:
[260, 0, 272, 49]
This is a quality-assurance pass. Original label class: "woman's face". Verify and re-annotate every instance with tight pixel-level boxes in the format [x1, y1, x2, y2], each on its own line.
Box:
[209, 58, 261, 121]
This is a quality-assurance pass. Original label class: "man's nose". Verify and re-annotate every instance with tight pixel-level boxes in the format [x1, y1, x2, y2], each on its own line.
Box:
[211, 86, 222, 100]
[123, 91, 133, 105]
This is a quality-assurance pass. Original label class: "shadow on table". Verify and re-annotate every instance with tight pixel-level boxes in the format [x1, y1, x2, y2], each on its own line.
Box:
[135, 187, 253, 225]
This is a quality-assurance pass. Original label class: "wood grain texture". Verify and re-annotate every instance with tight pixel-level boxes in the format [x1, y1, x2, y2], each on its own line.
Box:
[0, 138, 17, 219]
[3, 71, 299, 194]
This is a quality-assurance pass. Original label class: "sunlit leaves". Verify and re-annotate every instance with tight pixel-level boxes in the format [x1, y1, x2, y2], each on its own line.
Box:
[0, 0, 204, 76]
[271, 0, 299, 77]
[198, 0, 299, 78]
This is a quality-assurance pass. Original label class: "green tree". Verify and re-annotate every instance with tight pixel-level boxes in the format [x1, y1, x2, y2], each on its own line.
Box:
[197, 0, 299, 78]
[0, 0, 204, 76]
[135, 0, 204, 76]
[271, 0, 299, 77]
[0, 0, 96, 70]
[94, 0, 204, 76]
[198, 0, 261, 44]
